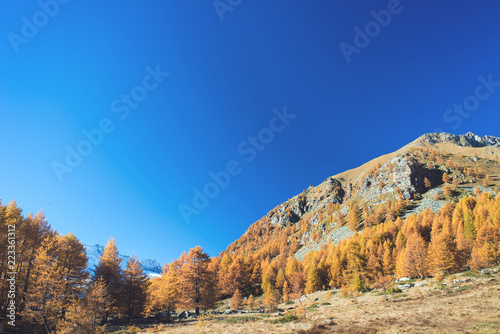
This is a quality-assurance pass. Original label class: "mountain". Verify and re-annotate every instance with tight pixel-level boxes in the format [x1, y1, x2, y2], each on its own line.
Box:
[219, 132, 500, 262]
[85, 244, 162, 277]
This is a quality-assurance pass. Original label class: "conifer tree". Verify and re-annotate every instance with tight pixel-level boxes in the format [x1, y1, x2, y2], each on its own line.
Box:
[469, 222, 500, 269]
[344, 241, 368, 292]
[230, 288, 243, 311]
[395, 233, 427, 278]
[329, 255, 344, 288]
[263, 285, 280, 311]
[247, 294, 255, 311]
[282, 281, 292, 302]
[22, 237, 65, 333]
[93, 237, 123, 320]
[57, 233, 89, 312]
[275, 269, 286, 293]
[179, 246, 215, 315]
[463, 210, 477, 244]
[305, 266, 322, 294]
[290, 271, 305, 299]
[336, 211, 344, 226]
[469, 242, 497, 270]
[148, 259, 181, 320]
[122, 255, 150, 320]
[427, 231, 459, 275]
[57, 278, 110, 334]
[424, 177, 432, 189]
[348, 204, 361, 231]
[442, 172, 451, 183]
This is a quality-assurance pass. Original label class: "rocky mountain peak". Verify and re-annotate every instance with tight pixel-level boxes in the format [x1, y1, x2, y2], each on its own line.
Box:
[417, 132, 500, 147]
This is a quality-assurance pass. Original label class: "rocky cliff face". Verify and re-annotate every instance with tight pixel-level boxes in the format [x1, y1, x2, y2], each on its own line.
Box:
[417, 132, 500, 147]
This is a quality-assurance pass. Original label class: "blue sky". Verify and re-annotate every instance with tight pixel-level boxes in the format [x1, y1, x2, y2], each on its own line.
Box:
[1, 0, 500, 265]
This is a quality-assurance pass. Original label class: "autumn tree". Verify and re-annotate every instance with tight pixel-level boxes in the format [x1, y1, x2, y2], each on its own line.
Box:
[275, 269, 286, 293]
[395, 233, 427, 278]
[336, 211, 344, 226]
[444, 186, 453, 197]
[57, 278, 111, 334]
[22, 237, 66, 333]
[93, 237, 123, 320]
[469, 222, 500, 269]
[122, 255, 150, 320]
[247, 294, 255, 311]
[148, 259, 181, 320]
[57, 233, 89, 313]
[348, 204, 361, 231]
[424, 177, 432, 189]
[344, 241, 368, 292]
[230, 288, 243, 311]
[179, 246, 216, 315]
[427, 231, 459, 275]
[305, 266, 322, 294]
[282, 281, 292, 302]
[442, 173, 451, 183]
[0, 204, 53, 313]
[263, 285, 280, 311]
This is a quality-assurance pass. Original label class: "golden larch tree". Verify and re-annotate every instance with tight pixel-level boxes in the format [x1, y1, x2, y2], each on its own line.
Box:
[179, 246, 216, 315]
[395, 233, 427, 278]
[229, 288, 243, 311]
[93, 237, 123, 320]
[122, 254, 150, 320]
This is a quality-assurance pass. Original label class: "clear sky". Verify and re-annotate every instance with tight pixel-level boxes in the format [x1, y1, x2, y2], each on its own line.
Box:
[1, 1, 500, 265]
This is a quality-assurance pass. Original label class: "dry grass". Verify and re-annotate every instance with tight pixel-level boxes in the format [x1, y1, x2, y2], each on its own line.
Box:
[130, 270, 500, 333]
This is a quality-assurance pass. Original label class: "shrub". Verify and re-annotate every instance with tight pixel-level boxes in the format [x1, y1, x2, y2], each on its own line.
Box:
[387, 287, 402, 294]
[220, 316, 260, 324]
[270, 314, 298, 324]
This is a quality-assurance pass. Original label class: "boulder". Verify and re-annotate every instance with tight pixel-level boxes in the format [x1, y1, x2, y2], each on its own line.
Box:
[178, 311, 190, 319]
[396, 277, 411, 282]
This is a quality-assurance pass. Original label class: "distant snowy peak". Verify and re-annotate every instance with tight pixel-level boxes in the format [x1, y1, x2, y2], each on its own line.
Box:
[85, 244, 162, 278]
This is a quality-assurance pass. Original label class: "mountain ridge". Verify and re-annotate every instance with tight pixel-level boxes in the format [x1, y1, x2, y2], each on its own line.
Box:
[218, 132, 500, 261]
[85, 244, 162, 277]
